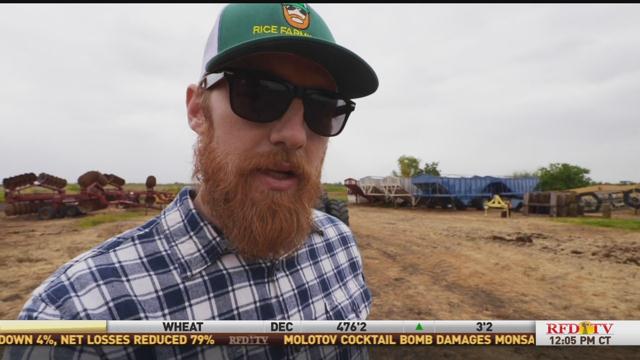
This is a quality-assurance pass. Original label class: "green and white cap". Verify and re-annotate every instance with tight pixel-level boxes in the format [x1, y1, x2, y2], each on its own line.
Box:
[201, 3, 378, 99]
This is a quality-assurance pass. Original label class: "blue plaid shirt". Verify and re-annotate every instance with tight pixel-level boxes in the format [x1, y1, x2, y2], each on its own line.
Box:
[20, 187, 371, 321]
[9, 188, 370, 359]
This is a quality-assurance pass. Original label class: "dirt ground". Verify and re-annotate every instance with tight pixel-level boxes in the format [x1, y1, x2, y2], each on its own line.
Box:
[0, 208, 160, 320]
[1, 206, 639, 359]
[353, 205, 640, 359]
[353, 206, 640, 321]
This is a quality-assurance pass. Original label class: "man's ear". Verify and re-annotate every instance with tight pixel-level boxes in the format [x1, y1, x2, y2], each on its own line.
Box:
[186, 84, 208, 135]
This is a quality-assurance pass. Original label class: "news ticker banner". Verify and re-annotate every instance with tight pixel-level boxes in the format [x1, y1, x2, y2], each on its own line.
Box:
[0, 320, 638, 346]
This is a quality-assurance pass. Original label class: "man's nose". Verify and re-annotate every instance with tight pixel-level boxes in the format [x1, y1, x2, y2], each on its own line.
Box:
[269, 98, 307, 150]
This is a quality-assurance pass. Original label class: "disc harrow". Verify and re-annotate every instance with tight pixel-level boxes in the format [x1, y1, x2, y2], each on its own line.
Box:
[3, 170, 177, 220]
[104, 173, 126, 188]
[2, 173, 37, 190]
[36, 173, 67, 189]
[78, 171, 108, 188]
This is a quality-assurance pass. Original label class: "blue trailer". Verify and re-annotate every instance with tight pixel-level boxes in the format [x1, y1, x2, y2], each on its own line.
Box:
[411, 175, 539, 210]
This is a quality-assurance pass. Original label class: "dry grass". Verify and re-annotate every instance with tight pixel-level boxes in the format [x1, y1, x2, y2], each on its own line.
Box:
[77, 210, 153, 229]
[323, 183, 348, 202]
[555, 217, 640, 231]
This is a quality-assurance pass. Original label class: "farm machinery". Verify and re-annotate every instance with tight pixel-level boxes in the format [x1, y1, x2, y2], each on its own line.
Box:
[3, 171, 176, 220]
[521, 185, 640, 217]
[315, 190, 349, 226]
[344, 176, 539, 211]
[571, 184, 640, 214]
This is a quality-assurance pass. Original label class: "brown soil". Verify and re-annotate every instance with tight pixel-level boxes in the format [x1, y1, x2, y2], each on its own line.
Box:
[0, 209, 158, 320]
[351, 205, 640, 359]
[1, 206, 639, 359]
[352, 206, 640, 321]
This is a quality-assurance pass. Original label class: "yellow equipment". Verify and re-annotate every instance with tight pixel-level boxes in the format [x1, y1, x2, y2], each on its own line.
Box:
[484, 195, 511, 218]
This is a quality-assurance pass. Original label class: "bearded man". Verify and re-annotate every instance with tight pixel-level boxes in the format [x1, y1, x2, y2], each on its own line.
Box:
[18, 3, 377, 323]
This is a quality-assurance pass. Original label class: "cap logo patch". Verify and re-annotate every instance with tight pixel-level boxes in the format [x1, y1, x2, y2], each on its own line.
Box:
[282, 3, 310, 30]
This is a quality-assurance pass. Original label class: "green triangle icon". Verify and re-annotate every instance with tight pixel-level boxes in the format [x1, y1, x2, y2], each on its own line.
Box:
[416, 323, 424, 331]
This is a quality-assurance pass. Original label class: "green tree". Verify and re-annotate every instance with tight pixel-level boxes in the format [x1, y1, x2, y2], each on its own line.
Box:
[423, 161, 441, 176]
[512, 170, 536, 178]
[393, 155, 423, 177]
[535, 163, 592, 191]
[392, 156, 441, 177]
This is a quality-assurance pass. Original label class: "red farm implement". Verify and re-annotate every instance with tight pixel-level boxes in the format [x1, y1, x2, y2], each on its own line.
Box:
[3, 171, 176, 220]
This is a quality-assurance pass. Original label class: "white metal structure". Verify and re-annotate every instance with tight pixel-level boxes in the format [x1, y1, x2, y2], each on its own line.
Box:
[381, 176, 420, 206]
[358, 176, 387, 202]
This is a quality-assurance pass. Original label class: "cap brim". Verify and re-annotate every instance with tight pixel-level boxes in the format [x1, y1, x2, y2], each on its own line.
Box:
[205, 37, 378, 99]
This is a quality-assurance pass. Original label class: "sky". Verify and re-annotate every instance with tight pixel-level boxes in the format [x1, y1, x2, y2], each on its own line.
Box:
[1, 4, 638, 185]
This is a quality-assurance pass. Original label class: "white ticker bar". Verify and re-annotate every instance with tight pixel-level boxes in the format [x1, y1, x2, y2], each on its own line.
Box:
[434, 321, 535, 334]
[108, 321, 266, 333]
[104, 320, 537, 334]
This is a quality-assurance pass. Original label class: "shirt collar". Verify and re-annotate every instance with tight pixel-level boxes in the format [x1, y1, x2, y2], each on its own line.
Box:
[160, 187, 324, 279]
[161, 187, 230, 279]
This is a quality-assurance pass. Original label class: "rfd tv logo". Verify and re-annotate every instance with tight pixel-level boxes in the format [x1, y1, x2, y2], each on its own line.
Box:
[547, 321, 613, 345]
[546, 321, 613, 335]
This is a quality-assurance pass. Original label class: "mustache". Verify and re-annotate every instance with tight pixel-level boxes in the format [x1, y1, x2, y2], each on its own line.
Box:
[238, 149, 314, 182]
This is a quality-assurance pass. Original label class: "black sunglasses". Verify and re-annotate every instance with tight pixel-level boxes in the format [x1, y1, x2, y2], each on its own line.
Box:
[286, 5, 308, 16]
[200, 69, 355, 137]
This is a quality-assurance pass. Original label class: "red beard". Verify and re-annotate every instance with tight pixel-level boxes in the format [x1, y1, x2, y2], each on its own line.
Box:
[193, 123, 323, 261]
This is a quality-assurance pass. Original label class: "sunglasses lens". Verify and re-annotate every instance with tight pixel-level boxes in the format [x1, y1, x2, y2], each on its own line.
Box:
[304, 93, 350, 137]
[229, 75, 292, 123]
[223, 71, 353, 137]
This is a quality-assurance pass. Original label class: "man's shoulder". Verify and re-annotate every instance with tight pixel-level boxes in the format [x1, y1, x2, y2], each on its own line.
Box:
[21, 214, 167, 319]
[53, 214, 164, 280]
[312, 208, 352, 235]
[310, 208, 362, 259]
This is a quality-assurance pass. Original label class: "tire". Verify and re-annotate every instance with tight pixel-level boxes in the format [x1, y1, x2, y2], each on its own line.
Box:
[26, 202, 37, 215]
[16, 203, 27, 215]
[426, 199, 437, 209]
[65, 206, 80, 217]
[453, 198, 468, 210]
[624, 189, 640, 210]
[325, 198, 349, 226]
[37, 206, 56, 220]
[578, 192, 602, 213]
[54, 206, 66, 218]
[315, 192, 329, 211]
